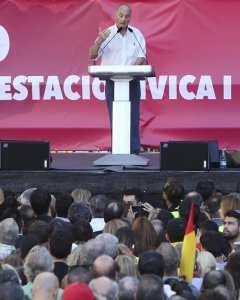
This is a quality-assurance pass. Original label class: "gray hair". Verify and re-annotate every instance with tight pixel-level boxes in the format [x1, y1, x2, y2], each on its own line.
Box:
[24, 245, 54, 282]
[89, 276, 118, 300]
[80, 239, 105, 267]
[0, 218, 18, 245]
[95, 233, 119, 258]
[68, 202, 91, 224]
[119, 276, 139, 300]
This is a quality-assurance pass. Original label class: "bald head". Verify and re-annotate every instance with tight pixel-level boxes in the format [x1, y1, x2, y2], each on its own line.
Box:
[92, 255, 118, 280]
[89, 276, 118, 300]
[32, 272, 59, 300]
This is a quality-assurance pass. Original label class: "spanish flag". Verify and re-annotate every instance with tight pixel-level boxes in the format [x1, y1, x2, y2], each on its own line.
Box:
[179, 202, 196, 282]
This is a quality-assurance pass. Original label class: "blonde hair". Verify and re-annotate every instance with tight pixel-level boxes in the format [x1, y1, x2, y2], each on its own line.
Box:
[196, 251, 216, 277]
[115, 255, 138, 277]
[220, 193, 240, 219]
[103, 219, 127, 235]
[71, 188, 91, 205]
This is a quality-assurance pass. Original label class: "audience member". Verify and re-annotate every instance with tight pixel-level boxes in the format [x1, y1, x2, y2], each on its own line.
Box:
[62, 282, 94, 300]
[49, 228, 73, 285]
[92, 255, 119, 279]
[95, 233, 119, 258]
[71, 218, 93, 244]
[118, 276, 139, 300]
[32, 272, 59, 300]
[55, 192, 74, 223]
[135, 274, 165, 300]
[132, 216, 156, 255]
[23, 245, 63, 300]
[89, 194, 110, 234]
[68, 202, 91, 225]
[104, 200, 124, 223]
[223, 210, 240, 250]
[89, 276, 118, 300]
[115, 254, 138, 277]
[138, 250, 165, 277]
[67, 265, 92, 285]
[30, 188, 53, 223]
[0, 218, 19, 261]
[71, 188, 92, 205]
[80, 239, 105, 267]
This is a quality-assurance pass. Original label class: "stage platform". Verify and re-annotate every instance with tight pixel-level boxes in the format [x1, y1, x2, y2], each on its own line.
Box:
[0, 152, 240, 197]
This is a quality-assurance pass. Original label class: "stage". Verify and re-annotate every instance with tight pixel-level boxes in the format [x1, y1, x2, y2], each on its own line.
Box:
[0, 152, 240, 197]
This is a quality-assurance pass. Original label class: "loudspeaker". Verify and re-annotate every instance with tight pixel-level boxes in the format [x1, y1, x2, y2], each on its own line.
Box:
[160, 141, 209, 171]
[0, 140, 50, 171]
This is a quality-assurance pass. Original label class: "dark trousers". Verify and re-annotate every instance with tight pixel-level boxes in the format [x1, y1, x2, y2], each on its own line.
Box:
[105, 79, 141, 154]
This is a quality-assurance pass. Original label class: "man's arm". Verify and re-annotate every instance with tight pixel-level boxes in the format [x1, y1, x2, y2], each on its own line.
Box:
[89, 28, 111, 60]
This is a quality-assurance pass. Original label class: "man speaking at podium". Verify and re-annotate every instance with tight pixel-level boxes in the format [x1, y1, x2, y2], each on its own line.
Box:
[89, 4, 146, 155]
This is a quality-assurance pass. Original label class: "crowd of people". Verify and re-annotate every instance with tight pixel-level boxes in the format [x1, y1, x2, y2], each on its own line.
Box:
[0, 178, 240, 300]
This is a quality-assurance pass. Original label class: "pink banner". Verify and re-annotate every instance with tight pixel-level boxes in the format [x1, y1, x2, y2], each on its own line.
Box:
[0, 0, 240, 150]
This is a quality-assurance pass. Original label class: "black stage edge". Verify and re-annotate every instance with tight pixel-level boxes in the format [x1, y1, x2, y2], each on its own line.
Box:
[0, 152, 239, 195]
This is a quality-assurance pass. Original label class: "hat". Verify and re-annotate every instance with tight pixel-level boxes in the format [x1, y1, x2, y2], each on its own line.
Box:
[62, 283, 94, 300]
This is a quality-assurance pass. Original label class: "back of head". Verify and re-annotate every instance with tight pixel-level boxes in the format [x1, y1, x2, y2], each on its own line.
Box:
[220, 192, 240, 219]
[92, 254, 119, 280]
[104, 200, 124, 222]
[27, 219, 51, 244]
[200, 231, 231, 258]
[68, 265, 92, 284]
[89, 194, 110, 218]
[20, 234, 40, 260]
[132, 217, 157, 254]
[0, 281, 25, 300]
[103, 219, 127, 235]
[202, 270, 227, 290]
[95, 233, 119, 258]
[32, 272, 59, 299]
[196, 179, 216, 203]
[156, 209, 174, 227]
[118, 276, 139, 300]
[206, 192, 222, 216]
[62, 282, 94, 300]
[166, 217, 187, 243]
[116, 226, 137, 249]
[80, 239, 105, 267]
[115, 255, 138, 277]
[55, 192, 74, 218]
[0, 217, 18, 245]
[49, 228, 73, 259]
[71, 188, 92, 205]
[68, 202, 91, 224]
[199, 219, 219, 234]
[225, 250, 240, 292]
[0, 264, 21, 285]
[135, 274, 164, 300]
[196, 251, 216, 277]
[179, 197, 200, 225]
[138, 250, 165, 277]
[163, 181, 184, 207]
[71, 218, 93, 243]
[89, 276, 119, 300]
[24, 245, 54, 282]
[30, 188, 52, 216]
[157, 242, 179, 274]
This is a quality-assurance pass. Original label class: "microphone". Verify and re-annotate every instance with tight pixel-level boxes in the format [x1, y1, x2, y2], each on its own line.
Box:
[94, 27, 122, 64]
[128, 27, 148, 64]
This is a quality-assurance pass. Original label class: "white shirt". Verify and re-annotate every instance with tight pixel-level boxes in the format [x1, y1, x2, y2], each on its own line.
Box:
[99, 24, 146, 65]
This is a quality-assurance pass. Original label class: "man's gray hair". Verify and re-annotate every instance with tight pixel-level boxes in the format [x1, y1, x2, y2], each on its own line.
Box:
[89, 276, 119, 300]
[95, 233, 119, 258]
[0, 218, 18, 245]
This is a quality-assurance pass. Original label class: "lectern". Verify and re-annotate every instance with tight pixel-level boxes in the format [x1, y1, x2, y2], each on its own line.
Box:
[88, 65, 155, 166]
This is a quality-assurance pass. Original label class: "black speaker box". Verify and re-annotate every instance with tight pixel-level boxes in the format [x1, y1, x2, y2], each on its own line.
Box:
[160, 141, 210, 171]
[0, 140, 50, 171]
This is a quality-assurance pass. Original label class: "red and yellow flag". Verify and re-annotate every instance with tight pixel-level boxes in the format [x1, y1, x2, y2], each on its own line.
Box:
[179, 202, 196, 282]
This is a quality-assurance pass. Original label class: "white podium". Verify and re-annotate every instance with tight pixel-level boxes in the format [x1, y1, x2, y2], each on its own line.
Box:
[89, 65, 155, 166]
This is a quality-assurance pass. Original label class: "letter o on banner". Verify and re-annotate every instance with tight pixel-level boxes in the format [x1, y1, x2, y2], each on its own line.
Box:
[0, 25, 10, 62]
